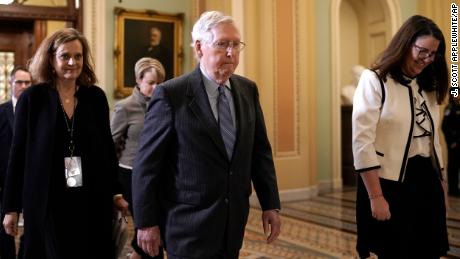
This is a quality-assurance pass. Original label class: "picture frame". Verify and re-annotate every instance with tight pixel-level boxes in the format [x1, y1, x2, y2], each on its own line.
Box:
[114, 8, 183, 98]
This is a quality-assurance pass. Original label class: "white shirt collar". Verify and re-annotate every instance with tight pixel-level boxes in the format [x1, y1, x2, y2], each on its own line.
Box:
[12, 96, 17, 112]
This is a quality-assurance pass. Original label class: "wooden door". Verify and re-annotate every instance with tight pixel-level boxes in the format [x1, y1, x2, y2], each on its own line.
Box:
[0, 20, 34, 67]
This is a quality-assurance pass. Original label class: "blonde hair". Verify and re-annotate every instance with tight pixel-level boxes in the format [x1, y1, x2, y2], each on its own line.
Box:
[134, 57, 166, 83]
[28, 28, 97, 87]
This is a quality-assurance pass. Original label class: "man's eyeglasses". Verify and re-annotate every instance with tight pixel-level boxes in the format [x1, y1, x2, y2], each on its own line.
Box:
[13, 80, 31, 86]
[413, 44, 442, 61]
[210, 40, 246, 52]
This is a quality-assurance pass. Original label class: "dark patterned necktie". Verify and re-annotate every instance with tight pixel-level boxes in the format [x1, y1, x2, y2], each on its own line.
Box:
[218, 86, 235, 159]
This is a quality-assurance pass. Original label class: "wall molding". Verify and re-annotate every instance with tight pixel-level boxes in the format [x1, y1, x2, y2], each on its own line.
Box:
[330, 0, 343, 190]
[83, 0, 106, 92]
[317, 179, 343, 194]
[232, 0, 245, 75]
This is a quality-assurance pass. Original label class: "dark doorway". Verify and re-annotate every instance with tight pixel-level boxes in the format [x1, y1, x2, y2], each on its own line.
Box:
[342, 105, 356, 186]
[0, 20, 34, 67]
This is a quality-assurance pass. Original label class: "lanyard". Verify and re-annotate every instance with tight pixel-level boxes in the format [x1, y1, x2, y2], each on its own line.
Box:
[58, 95, 76, 157]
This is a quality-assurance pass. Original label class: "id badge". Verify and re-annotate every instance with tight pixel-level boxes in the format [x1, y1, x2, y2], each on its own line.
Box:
[64, 156, 83, 188]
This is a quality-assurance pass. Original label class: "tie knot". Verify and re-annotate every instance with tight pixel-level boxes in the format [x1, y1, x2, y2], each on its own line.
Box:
[218, 85, 226, 95]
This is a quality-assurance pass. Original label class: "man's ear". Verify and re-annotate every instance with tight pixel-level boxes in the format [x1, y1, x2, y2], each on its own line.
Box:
[195, 41, 203, 58]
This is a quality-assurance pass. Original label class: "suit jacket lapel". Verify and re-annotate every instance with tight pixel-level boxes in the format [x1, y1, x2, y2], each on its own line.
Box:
[229, 77, 249, 162]
[187, 67, 228, 159]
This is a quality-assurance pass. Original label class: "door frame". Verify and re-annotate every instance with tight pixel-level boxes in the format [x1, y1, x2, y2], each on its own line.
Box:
[330, 0, 401, 188]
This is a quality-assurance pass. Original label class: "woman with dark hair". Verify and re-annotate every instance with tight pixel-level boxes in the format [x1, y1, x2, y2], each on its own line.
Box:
[2, 28, 128, 259]
[353, 15, 449, 258]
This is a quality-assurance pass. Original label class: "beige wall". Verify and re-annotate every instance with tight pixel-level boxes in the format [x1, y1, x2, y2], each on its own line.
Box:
[46, 21, 67, 37]
[202, 0, 232, 13]
[340, 0, 360, 88]
[25, 0, 66, 6]
[242, 0, 317, 195]
[419, 0, 460, 31]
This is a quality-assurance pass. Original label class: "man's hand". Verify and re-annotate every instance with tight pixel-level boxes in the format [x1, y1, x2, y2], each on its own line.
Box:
[262, 209, 281, 244]
[3, 212, 18, 236]
[137, 226, 161, 257]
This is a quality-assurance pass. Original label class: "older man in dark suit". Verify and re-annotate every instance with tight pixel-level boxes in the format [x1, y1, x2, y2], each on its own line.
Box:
[0, 66, 31, 259]
[132, 11, 281, 259]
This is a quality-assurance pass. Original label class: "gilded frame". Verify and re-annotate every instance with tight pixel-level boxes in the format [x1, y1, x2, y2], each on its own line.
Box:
[114, 8, 183, 98]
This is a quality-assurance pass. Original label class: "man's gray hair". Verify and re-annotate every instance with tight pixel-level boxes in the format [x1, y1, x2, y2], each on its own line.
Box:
[191, 11, 235, 45]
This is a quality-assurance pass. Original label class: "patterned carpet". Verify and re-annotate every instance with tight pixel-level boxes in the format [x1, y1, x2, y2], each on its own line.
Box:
[243, 189, 460, 259]
[9, 189, 460, 258]
[117, 189, 460, 258]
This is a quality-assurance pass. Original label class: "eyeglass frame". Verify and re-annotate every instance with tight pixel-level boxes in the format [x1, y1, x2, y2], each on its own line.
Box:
[207, 40, 246, 52]
[12, 80, 32, 86]
[54, 52, 83, 63]
[413, 44, 442, 61]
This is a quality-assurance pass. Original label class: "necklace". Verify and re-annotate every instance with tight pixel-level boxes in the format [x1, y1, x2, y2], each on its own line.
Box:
[58, 85, 76, 105]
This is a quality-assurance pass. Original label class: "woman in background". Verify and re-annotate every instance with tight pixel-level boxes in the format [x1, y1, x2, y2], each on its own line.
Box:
[2, 28, 128, 259]
[353, 15, 449, 258]
[442, 95, 460, 197]
[111, 57, 165, 259]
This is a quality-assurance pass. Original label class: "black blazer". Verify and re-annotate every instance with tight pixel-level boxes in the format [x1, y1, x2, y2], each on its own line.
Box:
[0, 101, 13, 199]
[132, 66, 280, 258]
[3, 83, 120, 259]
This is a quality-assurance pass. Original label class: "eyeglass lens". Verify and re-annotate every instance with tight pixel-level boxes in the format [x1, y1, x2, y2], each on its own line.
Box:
[213, 41, 245, 51]
[414, 44, 439, 59]
[14, 80, 31, 85]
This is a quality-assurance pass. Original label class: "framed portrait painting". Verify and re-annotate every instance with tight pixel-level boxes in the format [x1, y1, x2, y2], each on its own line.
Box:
[114, 8, 183, 98]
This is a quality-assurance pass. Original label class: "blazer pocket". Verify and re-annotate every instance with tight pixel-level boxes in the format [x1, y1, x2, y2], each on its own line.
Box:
[376, 151, 384, 157]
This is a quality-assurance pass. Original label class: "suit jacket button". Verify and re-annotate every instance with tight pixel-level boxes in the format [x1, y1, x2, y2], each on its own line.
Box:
[224, 198, 229, 203]
[229, 171, 233, 175]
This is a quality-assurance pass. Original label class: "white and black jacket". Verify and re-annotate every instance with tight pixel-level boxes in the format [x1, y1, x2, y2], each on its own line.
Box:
[352, 69, 444, 182]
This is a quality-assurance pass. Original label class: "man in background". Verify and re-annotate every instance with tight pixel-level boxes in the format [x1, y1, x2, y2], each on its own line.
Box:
[0, 66, 31, 259]
[442, 96, 460, 196]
